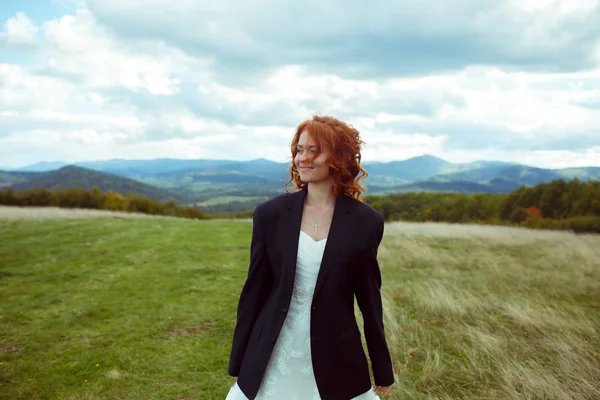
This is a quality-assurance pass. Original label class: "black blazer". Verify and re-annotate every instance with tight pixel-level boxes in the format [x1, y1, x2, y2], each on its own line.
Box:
[228, 186, 394, 400]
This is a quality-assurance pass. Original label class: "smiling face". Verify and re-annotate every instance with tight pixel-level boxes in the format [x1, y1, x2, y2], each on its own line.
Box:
[294, 131, 332, 184]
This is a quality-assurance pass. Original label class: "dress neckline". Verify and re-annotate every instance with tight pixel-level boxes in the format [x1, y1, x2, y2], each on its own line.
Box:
[300, 230, 327, 244]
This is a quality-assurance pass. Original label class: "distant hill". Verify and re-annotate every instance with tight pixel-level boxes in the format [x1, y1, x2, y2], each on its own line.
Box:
[424, 164, 600, 191]
[493, 165, 563, 186]
[556, 167, 600, 181]
[8, 165, 185, 203]
[11, 161, 69, 172]
[363, 155, 452, 181]
[0, 171, 44, 189]
[9, 159, 241, 177]
[371, 180, 495, 194]
[428, 164, 562, 188]
[7, 156, 600, 208]
[75, 158, 239, 178]
[433, 161, 519, 181]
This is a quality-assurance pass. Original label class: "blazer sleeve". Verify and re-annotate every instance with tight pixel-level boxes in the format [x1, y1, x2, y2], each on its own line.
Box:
[353, 213, 395, 387]
[228, 204, 274, 377]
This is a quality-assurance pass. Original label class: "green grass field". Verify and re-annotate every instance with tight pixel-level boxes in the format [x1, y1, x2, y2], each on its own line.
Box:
[1, 207, 599, 399]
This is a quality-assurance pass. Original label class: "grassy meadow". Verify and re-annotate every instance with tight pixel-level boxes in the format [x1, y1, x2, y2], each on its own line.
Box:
[1, 206, 599, 399]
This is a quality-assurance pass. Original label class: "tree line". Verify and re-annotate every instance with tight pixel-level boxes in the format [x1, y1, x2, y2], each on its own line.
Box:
[363, 178, 600, 233]
[1, 178, 599, 232]
[0, 187, 252, 220]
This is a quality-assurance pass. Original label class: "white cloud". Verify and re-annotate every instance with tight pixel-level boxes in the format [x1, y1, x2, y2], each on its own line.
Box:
[0, 1, 600, 170]
[440, 146, 600, 169]
[87, 0, 600, 77]
[0, 12, 39, 47]
[38, 9, 190, 95]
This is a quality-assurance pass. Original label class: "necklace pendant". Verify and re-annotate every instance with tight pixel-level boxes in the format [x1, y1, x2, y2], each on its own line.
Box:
[314, 222, 318, 232]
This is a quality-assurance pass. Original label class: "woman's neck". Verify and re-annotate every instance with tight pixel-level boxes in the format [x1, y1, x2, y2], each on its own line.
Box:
[305, 182, 336, 208]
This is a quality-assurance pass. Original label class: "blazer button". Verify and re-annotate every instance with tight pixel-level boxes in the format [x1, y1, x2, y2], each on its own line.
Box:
[271, 338, 276, 344]
[283, 308, 287, 313]
[312, 306, 315, 310]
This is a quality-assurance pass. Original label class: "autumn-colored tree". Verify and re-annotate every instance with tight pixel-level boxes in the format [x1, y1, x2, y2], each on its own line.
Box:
[102, 190, 127, 211]
[525, 206, 543, 219]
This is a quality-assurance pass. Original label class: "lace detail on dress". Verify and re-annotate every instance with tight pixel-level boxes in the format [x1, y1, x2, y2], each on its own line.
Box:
[253, 234, 324, 399]
[292, 284, 316, 304]
[272, 283, 316, 376]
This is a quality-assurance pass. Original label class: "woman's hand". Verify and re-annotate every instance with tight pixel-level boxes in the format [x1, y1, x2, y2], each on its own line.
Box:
[373, 384, 392, 397]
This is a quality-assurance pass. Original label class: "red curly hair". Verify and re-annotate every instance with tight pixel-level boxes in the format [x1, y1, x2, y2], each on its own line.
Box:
[284, 115, 369, 201]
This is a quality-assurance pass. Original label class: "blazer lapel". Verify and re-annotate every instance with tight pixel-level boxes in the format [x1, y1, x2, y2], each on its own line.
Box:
[282, 186, 354, 300]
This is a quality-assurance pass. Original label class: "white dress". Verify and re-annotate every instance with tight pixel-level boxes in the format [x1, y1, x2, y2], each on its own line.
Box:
[226, 231, 380, 400]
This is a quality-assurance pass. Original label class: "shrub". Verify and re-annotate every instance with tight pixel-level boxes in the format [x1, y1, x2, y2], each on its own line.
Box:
[564, 216, 600, 234]
[0, 188, 19, 205]
[17, 189, 53, 206]
[510, 207, 529, 223]
[527, 218, 563, 231]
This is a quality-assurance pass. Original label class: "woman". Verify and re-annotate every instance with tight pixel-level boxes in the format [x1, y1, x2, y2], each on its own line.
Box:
[226, 115, 394, 400]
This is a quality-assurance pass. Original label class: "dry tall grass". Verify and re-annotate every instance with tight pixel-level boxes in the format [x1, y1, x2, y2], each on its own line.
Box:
[367, 221, 600, 399]
[0, 205, 163, 221]
[0, 206, 250, 223]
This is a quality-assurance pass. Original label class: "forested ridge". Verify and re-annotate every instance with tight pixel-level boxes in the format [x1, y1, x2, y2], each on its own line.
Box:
[1, 178, 599, 232]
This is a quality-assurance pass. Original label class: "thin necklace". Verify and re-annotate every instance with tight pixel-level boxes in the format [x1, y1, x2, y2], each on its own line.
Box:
[311, 205, 334, 233]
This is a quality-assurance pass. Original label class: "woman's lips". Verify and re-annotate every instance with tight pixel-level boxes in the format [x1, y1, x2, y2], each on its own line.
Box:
[300, 167, 313, 172]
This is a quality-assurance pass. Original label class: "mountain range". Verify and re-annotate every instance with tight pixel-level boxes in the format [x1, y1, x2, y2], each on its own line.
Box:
[2, 155, 599, 210]
[2, 166, 185, 203]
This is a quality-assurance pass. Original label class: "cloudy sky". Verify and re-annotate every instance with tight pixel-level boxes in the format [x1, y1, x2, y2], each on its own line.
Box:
[1, 0, 600, 169]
